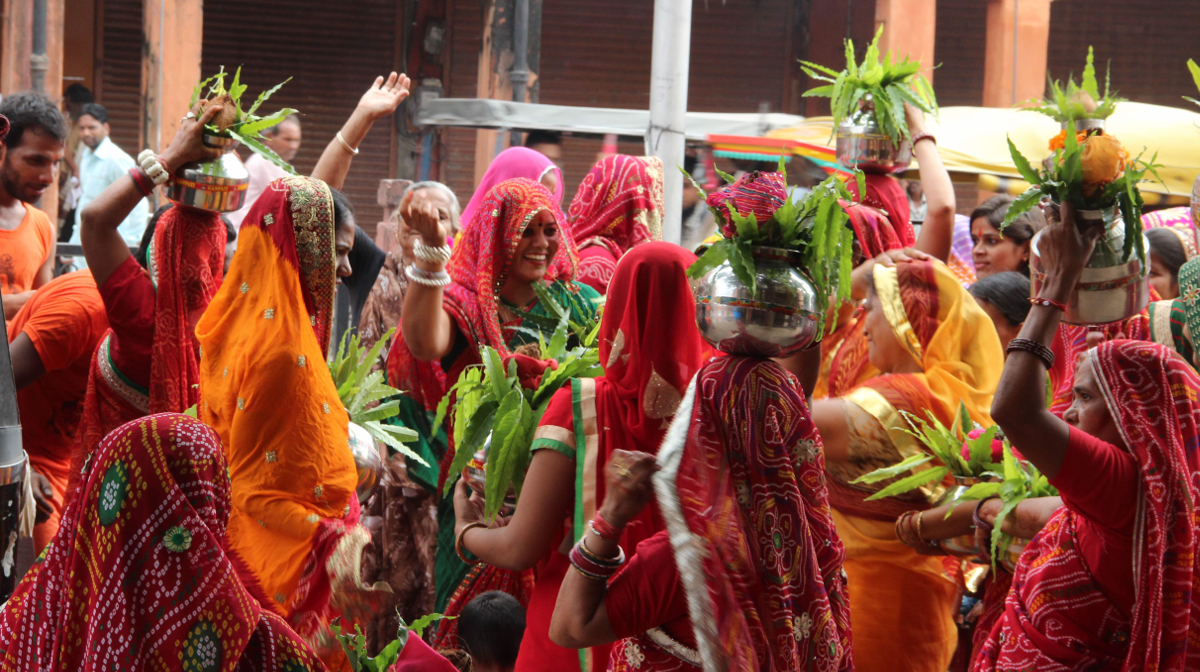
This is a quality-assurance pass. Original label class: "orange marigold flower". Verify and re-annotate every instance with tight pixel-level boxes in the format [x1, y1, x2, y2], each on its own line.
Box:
[1048, 129, 1089, 152]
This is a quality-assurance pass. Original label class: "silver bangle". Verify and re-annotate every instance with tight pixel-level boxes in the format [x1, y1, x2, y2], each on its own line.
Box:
[137, 150, 169, 186]
[414, 238, 452, 264]
[406, 264, 451, 287]
[336, 131, 359, 156]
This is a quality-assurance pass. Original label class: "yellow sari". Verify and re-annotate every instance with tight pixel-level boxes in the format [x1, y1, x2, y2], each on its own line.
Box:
[825, 258, 1003, 672]
[196, 176, 380, 665]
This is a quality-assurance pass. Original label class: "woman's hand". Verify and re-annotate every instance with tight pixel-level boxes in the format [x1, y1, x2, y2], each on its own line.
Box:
[401, 188, 447, 247]
[903, 102, 928, 136]
[1037, 200, 1099, 299]
[597, 450, 658, 528]
[30, 469, 55, 524]
[355, 72, 412, 121]
[873, 247, 932, 268]
[159, 102, 225, 170]
[452, 479, 506, 537]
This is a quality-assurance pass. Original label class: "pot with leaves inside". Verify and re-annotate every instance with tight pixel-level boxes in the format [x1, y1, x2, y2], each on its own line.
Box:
[687, 161, 860, 357]
[167, 67, 298, 213]
[801, 26, 937, 175]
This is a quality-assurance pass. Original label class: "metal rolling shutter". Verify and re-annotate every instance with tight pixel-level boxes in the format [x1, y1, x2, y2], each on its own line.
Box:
[96, 0, 143, 152]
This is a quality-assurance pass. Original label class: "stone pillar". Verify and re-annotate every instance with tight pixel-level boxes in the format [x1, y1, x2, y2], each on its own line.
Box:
[982, 0, 1053, 108]
[141, 0, 202, 156]
[874, 0, 937, 85]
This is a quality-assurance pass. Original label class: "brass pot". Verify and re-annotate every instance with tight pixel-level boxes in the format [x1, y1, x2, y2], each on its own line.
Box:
[165, 132, 250, 213]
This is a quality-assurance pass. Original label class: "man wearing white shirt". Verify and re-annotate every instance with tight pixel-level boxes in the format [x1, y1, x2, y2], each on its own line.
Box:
[226, 114, 301, 230]
[70, 103, 148, 247]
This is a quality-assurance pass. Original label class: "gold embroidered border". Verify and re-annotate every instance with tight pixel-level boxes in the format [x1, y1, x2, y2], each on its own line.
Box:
[873, 265, 924, 364]
[844, 387, 946, 503]
[98, 335, 151, 413]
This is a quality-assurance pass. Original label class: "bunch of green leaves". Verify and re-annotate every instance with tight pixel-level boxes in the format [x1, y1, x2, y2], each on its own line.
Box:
[506, 283, 604, 350]
[435, 301, 603, 519]
[853, 402, 1002, 502]
[190, 66, 298, 174]
[1185, 59, 1200, 109]
[1003, 120, 1165, 263]
[1023, 47, 1123, 122]
[332, 613, 453, 671]
[329, 328, 426, 468]
[684, 158, 859, 339]
[800, 25, 938, 146]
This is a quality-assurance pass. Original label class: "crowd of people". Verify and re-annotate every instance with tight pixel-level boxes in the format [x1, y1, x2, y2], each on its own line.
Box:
[2, 66, 1200, 672]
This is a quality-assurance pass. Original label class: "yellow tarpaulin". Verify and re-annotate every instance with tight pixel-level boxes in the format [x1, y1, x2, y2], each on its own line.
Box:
[766, 103, 1200, 200]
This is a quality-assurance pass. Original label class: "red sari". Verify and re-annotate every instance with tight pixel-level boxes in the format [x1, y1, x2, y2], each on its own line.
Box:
[0, 413, 324, 671]
[640, 356, 852, 672]
[69, 205, 226, 499]
[976, 340, 1200, 671]
[567, 155, 665, 294]
[519, 242, 706, 672]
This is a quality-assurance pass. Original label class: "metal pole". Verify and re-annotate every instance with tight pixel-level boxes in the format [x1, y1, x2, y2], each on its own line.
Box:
[509, 0, 530, 147]
[0, 299, 28, 603]
[30, 0, 49, 93]
[647, 0, 691, 245]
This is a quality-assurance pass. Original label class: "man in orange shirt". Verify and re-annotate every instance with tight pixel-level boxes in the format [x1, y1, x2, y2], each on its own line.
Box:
[0, 92, 65, 319]
[8, 269, 108, 550]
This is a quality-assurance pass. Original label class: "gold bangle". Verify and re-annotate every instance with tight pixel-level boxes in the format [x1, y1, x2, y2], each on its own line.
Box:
[455, 522, 487, 566]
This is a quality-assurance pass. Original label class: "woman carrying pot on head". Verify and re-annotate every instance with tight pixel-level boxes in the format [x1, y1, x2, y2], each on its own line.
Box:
[809, 251, 1004, 672]
[450, 242, 706, 671]
[978, 200, 1200, 671]
[388, 177, 601, 645]
[1143, 206, 1199, 300]
[547, 356, 853, 672]
[567, 155, 665, 294]
[195, 174, 382, 667]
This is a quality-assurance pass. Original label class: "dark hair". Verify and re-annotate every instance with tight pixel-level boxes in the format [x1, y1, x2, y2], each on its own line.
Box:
[63, 83, 94, 105]
[330, 187, 354, 228]
[0, 91, 68, 149]
[523, 130, 561, 148]
[970, 271, 1032, 327]
[970, 194, 1045, 245]
[1147, 227, 1188, 281]
[263, 113, 301, 136]
[79, 103, 109, 125]
[457, 591, 525, 667]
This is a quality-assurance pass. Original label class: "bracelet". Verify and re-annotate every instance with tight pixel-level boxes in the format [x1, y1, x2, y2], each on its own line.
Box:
[455, 521, 487, 566]
[911, 131, 937, 147]
[569, 539, 625, 581]
[895, 510, 940, 552]
[972, 496, 999, 534]
[405, 265, 452, 287]
[336, 131, 360, 156]
[1029, 296, 1067, 312]
[128, 168, 155, 197]
[590, 512, 623, 541]
[414, 238, 452, 264]
[1006, 338, 1055, 370]
[137, 150, 170, 186]
[579, 536, 626, 567]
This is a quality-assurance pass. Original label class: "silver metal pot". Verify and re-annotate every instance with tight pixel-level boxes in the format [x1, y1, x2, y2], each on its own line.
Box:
[1063, 118, 1105, 133]
[347, 422, 384, 504]
[165, 132, 250, 213]
[1030, 207, 1150, 325]
[835, 107, 912, 175]
[462, 434, 517, 516]
[693, 246, 823, 357]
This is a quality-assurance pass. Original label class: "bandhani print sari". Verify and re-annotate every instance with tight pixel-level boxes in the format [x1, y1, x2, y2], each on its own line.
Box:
[652, 356, 852, 672]
[196, 176, 386, 668]
[567, 154, 665, 293]
[0, 413, 324, 671]
[976, 340, 1200, 671]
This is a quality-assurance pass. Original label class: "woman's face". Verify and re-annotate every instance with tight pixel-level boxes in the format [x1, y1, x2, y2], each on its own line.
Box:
[972, 217, 1029, 279]
[335, 217, 356, 280]
[1148, 250, 1179, 300]
[1062, 357, 1125, 448]
[862, 284, 914, 373]
[509, 210, 559, 284]
[974, 297, 1022, 352]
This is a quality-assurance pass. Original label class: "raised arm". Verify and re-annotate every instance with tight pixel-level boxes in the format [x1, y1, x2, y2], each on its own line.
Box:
[906, 102, 955, 262]
[310, 73, 410, 191]
[399, 189, 456, 361]
[991, 202, 1095, 478]
[81, 103, 222, 287]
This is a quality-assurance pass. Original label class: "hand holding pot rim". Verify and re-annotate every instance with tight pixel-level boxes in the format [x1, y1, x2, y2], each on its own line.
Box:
[1037, 200, 1102, 293]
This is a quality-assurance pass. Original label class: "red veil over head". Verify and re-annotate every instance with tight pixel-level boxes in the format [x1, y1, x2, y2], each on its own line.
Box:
[846, 173, 915, 248]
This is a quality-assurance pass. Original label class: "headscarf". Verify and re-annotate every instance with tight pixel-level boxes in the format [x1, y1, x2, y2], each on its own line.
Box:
[0, 413, 325, 671]
[654, 356, 853, 672]
[568, 154, 665, 254]
[387, 177, 580, 410]
[461, 146, 564, 228]
[196, 176, 380, 660]
[705, 171, 787, 237]
[846, 173, 915, 247]
[948, 214, 977, 287]
[843, 200, 903, 260]
[977, 340, 1200, 671]
[343, 225, 388, 324]
[1142, 206, 1200, 260]
[1148, 256, 1200, 370]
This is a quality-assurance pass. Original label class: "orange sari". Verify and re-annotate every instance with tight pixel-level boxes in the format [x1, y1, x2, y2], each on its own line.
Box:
[196, 176, 383, 666]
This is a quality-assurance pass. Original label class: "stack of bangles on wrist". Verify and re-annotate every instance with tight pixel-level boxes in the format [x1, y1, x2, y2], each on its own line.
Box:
[973, 496, 999, 534]
[570, 536, 626, 581]
[414, 238, 452, 264]
[406, 265, 451, 287]
[1006, 338, 1055, 369]
[128, 150, 171, 197]
[895, 510, 940, 552]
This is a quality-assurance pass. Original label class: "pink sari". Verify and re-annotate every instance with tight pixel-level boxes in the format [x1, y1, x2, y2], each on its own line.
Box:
[461, 146, 564, 228]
